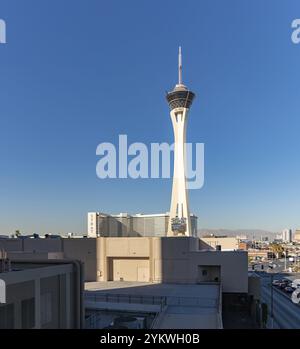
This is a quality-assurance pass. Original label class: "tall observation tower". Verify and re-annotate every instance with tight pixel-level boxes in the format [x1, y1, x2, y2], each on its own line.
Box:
[166, 47, 195, 236]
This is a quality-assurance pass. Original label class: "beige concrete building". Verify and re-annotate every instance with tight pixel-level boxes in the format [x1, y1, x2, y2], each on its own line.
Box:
[0, 236, 248, 294]
[247, 249, 272, 260]
[0, 236, 97, 282]
[0, 235, 250, 329]
[0, 259, 84, 329]
[294, 229, 300, 243]
[199, 236, 239, 251]
[94, 237, 247, 293]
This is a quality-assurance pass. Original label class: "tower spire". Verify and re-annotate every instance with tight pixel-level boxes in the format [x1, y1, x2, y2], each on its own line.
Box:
[178, 46, 182, 85]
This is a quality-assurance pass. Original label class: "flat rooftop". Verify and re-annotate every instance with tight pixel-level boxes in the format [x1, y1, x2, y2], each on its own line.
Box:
[85, 281, 218, 298]
[85, 281, 221, 329]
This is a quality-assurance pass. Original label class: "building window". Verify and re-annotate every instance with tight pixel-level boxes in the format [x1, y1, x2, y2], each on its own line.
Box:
[202, 270, 208, 276]
[21, 298, 35, 329]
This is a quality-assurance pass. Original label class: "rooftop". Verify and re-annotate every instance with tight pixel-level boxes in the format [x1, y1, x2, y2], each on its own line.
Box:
[85, 281, 221, 329]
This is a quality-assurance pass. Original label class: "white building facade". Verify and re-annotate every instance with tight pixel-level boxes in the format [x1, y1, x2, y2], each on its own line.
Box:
[282, 228, 293, 243]
[87, 212, 198, 238]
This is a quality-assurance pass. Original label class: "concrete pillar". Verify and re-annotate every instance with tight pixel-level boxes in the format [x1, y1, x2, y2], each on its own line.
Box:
[96, 237, 106, 281]
[34, 278, 41, 328]
[65, 273, 71, 329]
[14, 300, 22, 329]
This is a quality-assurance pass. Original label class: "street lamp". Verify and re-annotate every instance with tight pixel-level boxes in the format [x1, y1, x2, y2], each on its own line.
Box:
[267, 266, 275, 329]
[270, 273, 274, 329]
[284, 248, 287, 271]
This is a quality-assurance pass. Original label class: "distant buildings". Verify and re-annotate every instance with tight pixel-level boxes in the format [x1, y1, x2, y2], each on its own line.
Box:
[238, 241, 249, 251]
[247, 249, 274, 260]
[87, 212, 198, 238]
[282, 228, 293, 243]
[236, 234, 248, 240]
[294, 230, 300, 243]
[275, 233, 283, 241]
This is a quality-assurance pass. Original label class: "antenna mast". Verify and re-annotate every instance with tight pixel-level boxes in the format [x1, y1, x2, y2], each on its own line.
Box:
[178, 46, 182, 85]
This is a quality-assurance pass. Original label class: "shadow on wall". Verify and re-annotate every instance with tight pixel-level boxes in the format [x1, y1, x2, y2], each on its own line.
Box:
[198, 239, 215, 251]
[99, 216, 142, 237]
[159, 237, 221, 284]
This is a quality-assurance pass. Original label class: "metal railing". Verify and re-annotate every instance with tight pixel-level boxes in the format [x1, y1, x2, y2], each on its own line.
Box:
[85, 292, 167, 311]
[85, 292, 218, 306]
[166, 296, 218, 307]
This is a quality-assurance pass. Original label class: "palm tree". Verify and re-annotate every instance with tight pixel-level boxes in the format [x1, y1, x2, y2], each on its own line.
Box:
[15, 230, 21, 237]
[269, 243, 284, 258]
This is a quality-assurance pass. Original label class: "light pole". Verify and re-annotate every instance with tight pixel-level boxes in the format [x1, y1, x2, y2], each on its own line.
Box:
[270, 273, 274, 328]
[267, 266, 275, 329]
[284, 248, 287, 271]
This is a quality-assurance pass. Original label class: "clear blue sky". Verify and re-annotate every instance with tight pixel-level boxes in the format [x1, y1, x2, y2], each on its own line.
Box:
[0, 0, 300, 234]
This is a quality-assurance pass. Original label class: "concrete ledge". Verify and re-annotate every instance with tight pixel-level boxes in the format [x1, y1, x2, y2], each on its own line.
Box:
[85, 301, 161, 313]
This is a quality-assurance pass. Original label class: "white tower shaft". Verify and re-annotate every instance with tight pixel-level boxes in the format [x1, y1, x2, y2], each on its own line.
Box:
[166, 47, 195, 237]
[167, 108, 191, 236]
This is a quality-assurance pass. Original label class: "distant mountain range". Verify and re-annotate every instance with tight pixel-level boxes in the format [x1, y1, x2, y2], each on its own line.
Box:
[198, 228, 277, 240]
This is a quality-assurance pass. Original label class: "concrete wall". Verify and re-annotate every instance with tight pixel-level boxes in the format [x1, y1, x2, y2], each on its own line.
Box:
[105, 237, 150, 257]
[0, 238, 63, 252]
[62, 239, 97, 282]
[199, 237, 239, 251]
[0, 237, 95, 282]
[96, 236, 248, 293]
[197, 266, 220, 282]
[23, 238, 63, 252]
[0, 238, 22, 251]
[109, 258, 150, 282]
[248, 275, 261, 300]
[0, 236, 248, 293]
[189, 251, 248, 293]
[0, 262, 83, 329]
[7, 252, 64, 260]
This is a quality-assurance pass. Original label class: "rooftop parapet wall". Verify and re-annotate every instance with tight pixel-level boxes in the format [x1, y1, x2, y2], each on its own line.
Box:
[0, 236, 248, 293]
